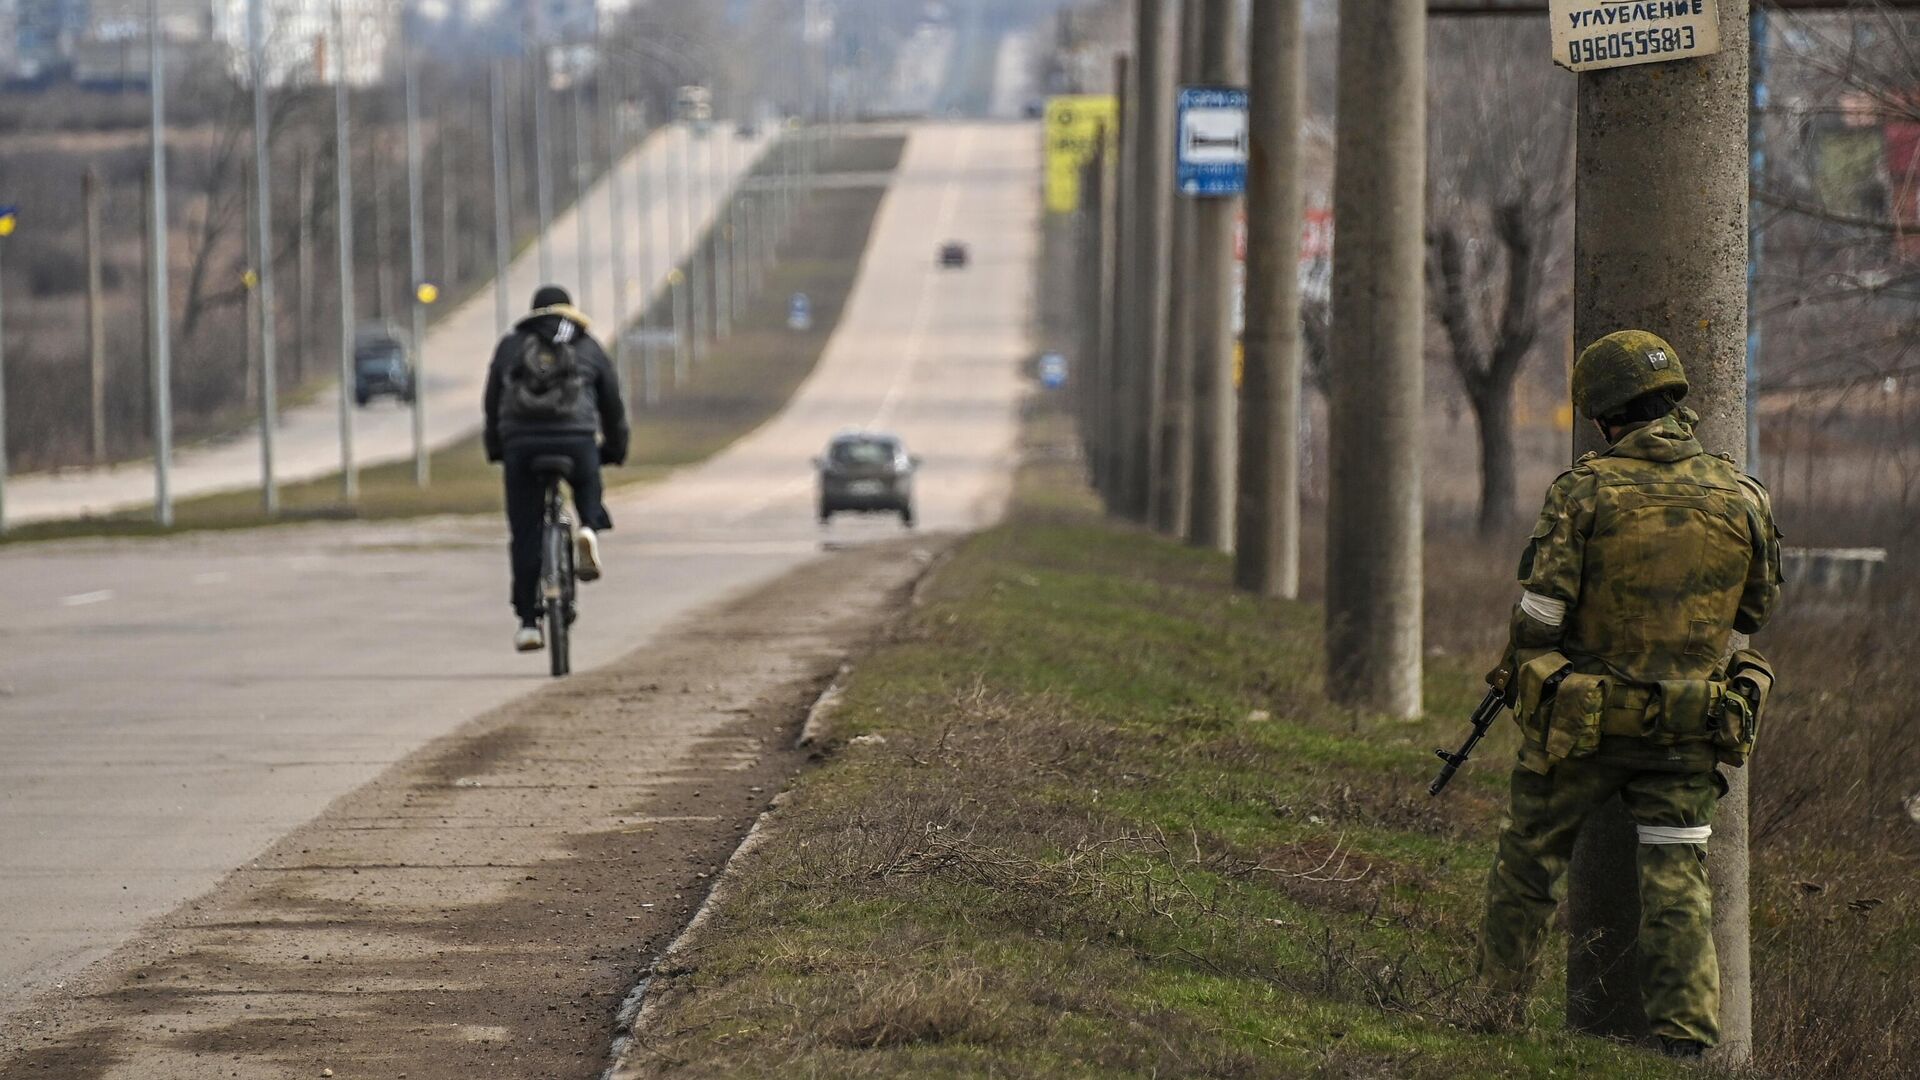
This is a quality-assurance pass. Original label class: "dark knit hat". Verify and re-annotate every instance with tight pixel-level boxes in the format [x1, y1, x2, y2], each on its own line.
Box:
[530, 284, 572, 310]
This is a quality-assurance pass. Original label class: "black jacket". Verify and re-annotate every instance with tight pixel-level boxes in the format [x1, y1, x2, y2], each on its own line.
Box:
[483, 310, 629, 465]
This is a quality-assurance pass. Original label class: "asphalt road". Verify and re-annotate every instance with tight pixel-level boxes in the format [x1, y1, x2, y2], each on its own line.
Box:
[6, 123, 773, 527]
[0, 121, 1038, 1022]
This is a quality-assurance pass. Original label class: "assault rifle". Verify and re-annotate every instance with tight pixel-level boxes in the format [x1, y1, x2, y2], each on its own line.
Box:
[1429, 668, 1513, 797]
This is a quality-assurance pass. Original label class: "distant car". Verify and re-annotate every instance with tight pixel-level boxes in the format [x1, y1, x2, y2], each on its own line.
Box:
[1022, 98, 1045, 120]
[938, 241, 969, 269]
[814, 431, 920, 527]
[735, 120, 761, 139]
[353, 326, 415, 407]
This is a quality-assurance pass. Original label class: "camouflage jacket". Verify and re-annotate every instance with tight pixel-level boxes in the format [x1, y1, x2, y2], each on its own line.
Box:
[1508, 409, 1783, 769]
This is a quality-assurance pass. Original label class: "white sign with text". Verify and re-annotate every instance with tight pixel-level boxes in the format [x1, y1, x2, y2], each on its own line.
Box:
[1549, 0, 1723, 72]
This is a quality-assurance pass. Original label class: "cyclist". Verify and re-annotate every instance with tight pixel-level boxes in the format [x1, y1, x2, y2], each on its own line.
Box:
[484, 285, 629, 653]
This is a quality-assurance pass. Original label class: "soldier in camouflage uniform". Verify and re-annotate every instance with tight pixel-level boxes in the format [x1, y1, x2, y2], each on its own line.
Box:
[1478, 330, 1782, 1058]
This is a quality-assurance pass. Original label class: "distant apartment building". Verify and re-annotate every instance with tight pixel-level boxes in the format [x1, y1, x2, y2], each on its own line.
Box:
[1, 0, 390, 86]
[64, 0, 214, 84]
[208, 0, 390, 86]
[0, 0, 89, 82]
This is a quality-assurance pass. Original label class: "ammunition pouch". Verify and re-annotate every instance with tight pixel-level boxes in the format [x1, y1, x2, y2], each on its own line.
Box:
[1633, 648, 1776, 768]
[1545, 673, 1609, 763]
[1649, 679, 1723, 745]
[1716, 649, 1776, 768]
[1511, 652, 1610, 772]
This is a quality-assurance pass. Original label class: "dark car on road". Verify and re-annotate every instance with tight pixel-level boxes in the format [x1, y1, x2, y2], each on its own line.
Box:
[815, 431, 919, 527]
[937, 241, 969, 269]
[353, 326, 415, 407]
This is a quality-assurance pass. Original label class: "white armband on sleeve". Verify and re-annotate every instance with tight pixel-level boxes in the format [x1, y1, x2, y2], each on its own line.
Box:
[1519, 590, 1567, 627]
[1637, 823, 1712, 846]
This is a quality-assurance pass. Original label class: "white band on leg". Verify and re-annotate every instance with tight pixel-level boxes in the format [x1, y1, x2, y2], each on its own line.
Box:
[1637, 823, 1712, 845]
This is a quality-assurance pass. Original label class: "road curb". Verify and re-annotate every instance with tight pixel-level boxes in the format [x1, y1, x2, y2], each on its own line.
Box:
[795, 667, 851, 749]
[600, 541, 955, 1079]
[598, 781, 796, 1080]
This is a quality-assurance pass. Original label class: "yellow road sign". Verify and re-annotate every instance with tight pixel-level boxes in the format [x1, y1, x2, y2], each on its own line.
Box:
[1045, 95, 1118, 214]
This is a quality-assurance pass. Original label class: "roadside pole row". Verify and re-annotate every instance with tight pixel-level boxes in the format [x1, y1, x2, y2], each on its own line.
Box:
[1070, 0, 1759, 1062]
[4, 11, 803, 532]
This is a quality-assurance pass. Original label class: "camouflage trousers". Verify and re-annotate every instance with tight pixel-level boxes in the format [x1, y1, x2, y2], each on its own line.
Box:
[1478, 760, 1722, 1046]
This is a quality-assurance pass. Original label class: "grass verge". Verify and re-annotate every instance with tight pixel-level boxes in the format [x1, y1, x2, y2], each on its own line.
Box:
[619, 409, 1694, 1080]
[4, 132, 907, 545]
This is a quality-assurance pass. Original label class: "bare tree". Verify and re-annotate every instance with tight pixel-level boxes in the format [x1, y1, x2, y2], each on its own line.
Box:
[1425, 21, 1573, 535]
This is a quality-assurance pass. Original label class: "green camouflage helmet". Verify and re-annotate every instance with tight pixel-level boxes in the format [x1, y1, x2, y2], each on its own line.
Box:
[1573, 330, 1690, 419]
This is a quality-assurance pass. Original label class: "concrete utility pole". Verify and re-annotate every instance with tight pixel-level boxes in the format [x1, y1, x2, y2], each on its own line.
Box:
[1123, 0, 1174, 524]
[1234, 0, 1304, 598]
[84, 167, 107, 467]
[1153, 0, 1204, 538]
[1097, 54, 1132, 506]
[248, 0, 279, 515]
[0, 227, 9, 533]
[1565, 8, 1755, 1061]
[1324, 0, 1426, 717]
[332, 0, 356, 502]
[148, 0, 173, 527]
[1183, 0, 1243, 552]
[403, 21, 428, 486]
[1078, 150, 1112, 474]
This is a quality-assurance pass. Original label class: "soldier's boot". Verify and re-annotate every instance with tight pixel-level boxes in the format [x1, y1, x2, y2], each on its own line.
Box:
[1658, 1037, 1708, 1060]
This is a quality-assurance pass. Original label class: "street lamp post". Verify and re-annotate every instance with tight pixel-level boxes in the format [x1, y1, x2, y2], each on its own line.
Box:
[633, 100, 660, 408]
[712, 132, 731, 339]
[332, 0, 357, 502]
[681, 128, 705, 368]
[403, 15, 429, 486]
[248, 0, 279, 515]
[664, 132, 689, 387]
[0, 207, 12, 534]
[605, 67, 631, 399]
[491, 59, 512, 336]
[148, 0, 174, 527]
[573, 77, 594, 311]
[533, 48, 555, 283]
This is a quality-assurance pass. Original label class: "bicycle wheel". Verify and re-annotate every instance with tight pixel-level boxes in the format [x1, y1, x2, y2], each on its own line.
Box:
[546, 521, 572, 678]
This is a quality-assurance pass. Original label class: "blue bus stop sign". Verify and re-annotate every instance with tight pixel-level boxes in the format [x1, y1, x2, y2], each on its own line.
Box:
[1175, 87, 1249, 197]
[788, 291, 813, 331]
[1039, 352, 1068, 390]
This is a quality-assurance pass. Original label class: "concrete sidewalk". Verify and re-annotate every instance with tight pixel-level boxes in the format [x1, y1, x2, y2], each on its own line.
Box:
[6, 122, 773, 527]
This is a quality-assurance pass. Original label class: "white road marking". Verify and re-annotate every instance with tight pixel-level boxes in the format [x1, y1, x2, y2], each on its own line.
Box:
[60, 591, 115, 608]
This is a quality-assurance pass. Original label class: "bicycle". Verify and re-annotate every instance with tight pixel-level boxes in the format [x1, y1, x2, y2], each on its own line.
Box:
[532, 455, 578, 678]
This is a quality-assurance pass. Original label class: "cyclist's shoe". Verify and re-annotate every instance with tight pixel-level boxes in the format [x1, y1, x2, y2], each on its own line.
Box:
[514, 623, 545, 653]
[575, 527, 603, 582]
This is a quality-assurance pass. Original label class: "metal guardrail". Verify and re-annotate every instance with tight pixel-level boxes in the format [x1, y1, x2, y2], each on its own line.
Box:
[1782, 546, 1889, 600]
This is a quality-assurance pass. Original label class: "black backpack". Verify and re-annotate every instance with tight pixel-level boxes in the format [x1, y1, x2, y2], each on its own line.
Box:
[504, 331, 584, 423]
